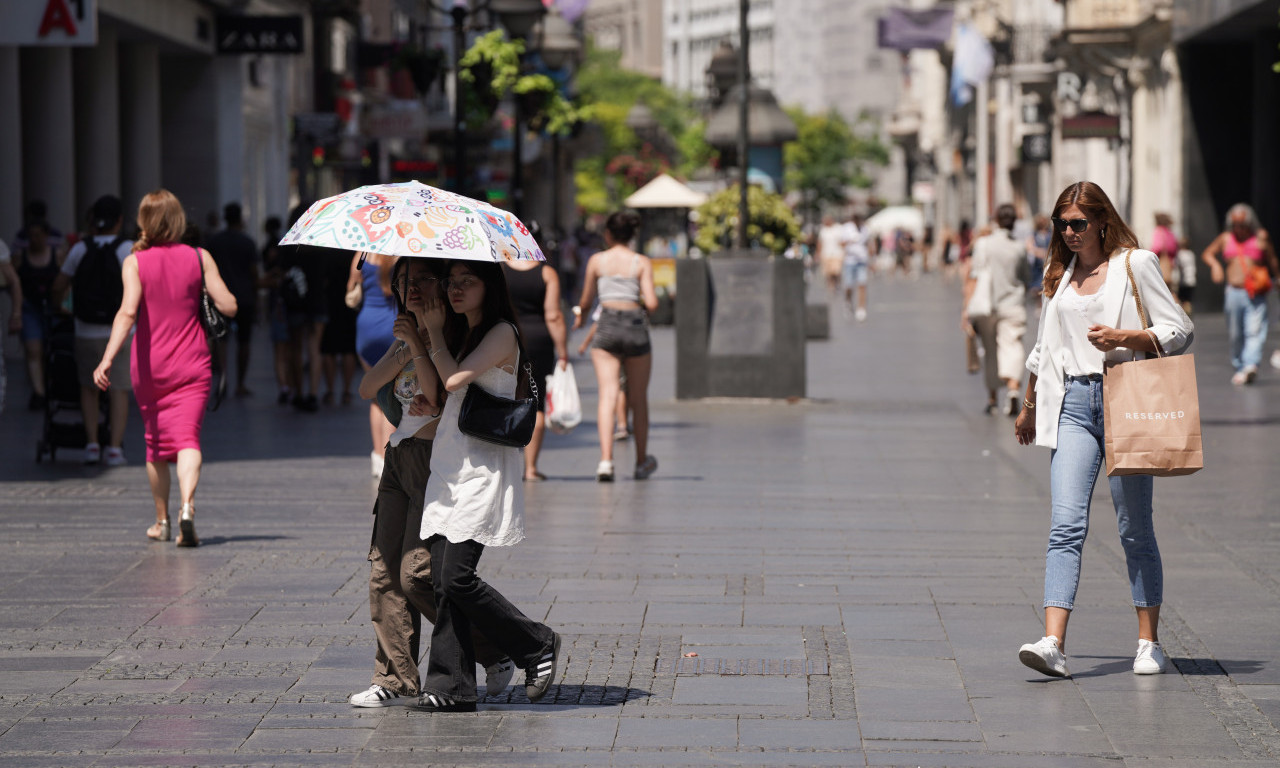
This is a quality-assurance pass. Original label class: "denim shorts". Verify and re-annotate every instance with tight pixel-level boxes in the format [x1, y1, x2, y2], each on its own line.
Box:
[592, 308, 651, 358]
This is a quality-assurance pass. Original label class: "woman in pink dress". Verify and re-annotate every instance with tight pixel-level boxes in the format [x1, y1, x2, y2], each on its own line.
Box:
[94, 190, 237, 547]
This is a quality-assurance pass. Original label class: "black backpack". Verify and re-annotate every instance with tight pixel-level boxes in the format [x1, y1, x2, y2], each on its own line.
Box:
[72, 235, 127, 325]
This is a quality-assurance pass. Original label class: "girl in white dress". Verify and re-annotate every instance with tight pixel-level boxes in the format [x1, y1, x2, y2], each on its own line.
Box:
[415, 260, 560, 712]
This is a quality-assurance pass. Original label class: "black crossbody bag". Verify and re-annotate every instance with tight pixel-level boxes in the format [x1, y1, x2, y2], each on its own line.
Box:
[457, 323, 539, 448]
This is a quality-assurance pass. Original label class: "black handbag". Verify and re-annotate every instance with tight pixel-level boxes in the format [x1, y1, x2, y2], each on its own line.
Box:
[456, 326, 539, 448]
[195, 247, 228, 411]
[196, 247, 229, 342]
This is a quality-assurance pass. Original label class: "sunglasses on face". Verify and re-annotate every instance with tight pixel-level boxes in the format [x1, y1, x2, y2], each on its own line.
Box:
[1051, 217, 1091, 234]
[444, 275, 481, 292]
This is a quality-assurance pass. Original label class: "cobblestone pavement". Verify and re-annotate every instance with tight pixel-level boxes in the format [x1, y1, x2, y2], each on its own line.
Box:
[1, 273, 1277, 767]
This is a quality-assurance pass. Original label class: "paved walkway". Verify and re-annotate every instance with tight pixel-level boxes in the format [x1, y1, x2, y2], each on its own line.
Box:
[1, 271, 1278, 767]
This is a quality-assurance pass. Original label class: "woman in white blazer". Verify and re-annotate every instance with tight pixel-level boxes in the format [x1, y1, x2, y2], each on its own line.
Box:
[1013, 181, 1193, 679]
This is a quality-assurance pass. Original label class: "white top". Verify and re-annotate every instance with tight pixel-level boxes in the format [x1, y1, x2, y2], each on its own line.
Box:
[60, 235, 134, 339]
[420, 361, 525, 547]
[817, 224, 845, 264]
[386, 356, 439, 447]
[1057, 285, 1106, 376]
[841, 222, 870, 265]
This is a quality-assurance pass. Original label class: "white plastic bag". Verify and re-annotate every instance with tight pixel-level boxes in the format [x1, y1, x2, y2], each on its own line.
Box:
[545, 363, 582, 434]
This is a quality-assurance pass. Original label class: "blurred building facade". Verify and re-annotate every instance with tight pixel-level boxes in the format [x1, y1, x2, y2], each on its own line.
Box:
[883, 0, 1279, 309]
[0, 0, 314, 243]
[582, 0, 664, 79]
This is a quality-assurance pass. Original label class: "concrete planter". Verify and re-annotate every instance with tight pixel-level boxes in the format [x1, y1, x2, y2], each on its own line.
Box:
[674, 253, 806, 399]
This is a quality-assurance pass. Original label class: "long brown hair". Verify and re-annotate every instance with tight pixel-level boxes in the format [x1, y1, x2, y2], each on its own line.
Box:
[1042, 181, 1138, 298]
[133, 189, 187, 253]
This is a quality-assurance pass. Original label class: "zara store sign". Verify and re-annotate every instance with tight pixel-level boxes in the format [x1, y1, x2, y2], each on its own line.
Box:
[0, 0, 98, 46]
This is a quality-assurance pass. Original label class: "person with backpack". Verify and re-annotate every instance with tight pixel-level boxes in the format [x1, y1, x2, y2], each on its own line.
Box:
[52, 195, 133, 465]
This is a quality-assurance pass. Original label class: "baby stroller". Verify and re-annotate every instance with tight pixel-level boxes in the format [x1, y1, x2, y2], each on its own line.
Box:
[35, 314, 107, 462]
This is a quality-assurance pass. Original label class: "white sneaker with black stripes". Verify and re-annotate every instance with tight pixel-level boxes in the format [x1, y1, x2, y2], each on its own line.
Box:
[525, 633, 562, 702]
[348, 684, 409, 708]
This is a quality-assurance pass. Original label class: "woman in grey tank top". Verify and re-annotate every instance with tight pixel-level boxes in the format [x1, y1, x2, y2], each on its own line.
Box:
[572, 211, 660, 482]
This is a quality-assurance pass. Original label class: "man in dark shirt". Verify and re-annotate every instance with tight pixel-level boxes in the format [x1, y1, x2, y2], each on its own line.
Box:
[206, 202, 259, 397]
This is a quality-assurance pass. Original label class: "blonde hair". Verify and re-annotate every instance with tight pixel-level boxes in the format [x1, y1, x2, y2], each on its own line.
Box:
[133, 189, 187, 253]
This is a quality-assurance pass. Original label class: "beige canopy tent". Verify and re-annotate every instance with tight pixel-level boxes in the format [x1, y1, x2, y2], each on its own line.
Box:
[624, 173, 707, 209]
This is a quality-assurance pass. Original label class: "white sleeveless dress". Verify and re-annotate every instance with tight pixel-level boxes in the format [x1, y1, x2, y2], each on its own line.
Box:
[420, 362, 526, 547]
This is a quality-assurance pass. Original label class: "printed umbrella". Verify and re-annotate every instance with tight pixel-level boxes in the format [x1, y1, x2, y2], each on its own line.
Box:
[279, 180, 544, 262]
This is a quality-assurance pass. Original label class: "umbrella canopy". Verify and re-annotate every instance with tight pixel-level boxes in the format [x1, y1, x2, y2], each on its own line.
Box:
[279, 181, 544, 262]
[863, 205, 925, 238]
[624, 173, 707, 209]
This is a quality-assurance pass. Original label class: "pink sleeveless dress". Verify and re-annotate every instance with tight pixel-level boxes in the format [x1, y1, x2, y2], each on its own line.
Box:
[131, 244, 211, 462]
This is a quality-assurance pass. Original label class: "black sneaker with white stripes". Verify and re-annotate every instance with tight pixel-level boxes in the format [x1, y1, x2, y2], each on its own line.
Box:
[525, 633, 561, 702]
[411, 692, 476, 713]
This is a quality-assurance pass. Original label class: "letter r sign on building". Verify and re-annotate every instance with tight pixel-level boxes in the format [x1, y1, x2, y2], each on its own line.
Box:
[0, 0, 98, 46]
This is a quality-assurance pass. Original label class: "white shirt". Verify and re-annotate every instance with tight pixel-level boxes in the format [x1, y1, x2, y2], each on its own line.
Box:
[817, 224, 845, 264]
[841, 222, 870, 265]
[387, 357, 438, 447]
[1057, 285, 1106, 376]
[60, 235, 134, 339]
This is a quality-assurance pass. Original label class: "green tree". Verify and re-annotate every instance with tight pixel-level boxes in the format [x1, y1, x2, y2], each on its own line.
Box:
[573, 43, 715, 214]
[459, 30, 585, 136]
[693, 185, 800, 256]
[783, 107, 890, 228]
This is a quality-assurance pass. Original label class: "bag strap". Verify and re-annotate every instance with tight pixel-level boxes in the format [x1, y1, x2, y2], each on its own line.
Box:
[504, 320, 539, 402]
[1123, 249, 1162, 358]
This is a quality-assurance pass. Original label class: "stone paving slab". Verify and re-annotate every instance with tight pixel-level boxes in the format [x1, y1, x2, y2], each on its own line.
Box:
[1, 274, 1278, 766]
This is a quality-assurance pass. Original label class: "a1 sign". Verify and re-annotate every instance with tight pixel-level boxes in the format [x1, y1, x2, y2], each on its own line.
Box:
[0, 0, 98, 46]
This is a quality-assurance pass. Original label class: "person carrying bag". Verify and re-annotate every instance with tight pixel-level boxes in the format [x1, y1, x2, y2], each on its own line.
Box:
[1012, 181, 1194, 681]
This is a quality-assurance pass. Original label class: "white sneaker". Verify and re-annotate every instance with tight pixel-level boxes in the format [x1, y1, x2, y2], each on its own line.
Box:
[1270, 350, 1280, 370]
[1231, 371, 1248, 386]
[349, 684, 410, 707]
[1133, 639, 1167, 675]
[1019, 636, 1070, 678]
[370, 450, 384, 478]
[104, 447, 126, 467]
[83, 443, 101, 465]
[596, 460, 614, 482]
[854, 307, 867, 322]
[484, 658, 516, 698]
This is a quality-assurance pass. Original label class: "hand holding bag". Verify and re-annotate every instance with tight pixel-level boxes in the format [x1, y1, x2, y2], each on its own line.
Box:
[1102, 251, 1203, 477]
[456, 325, 538, 448]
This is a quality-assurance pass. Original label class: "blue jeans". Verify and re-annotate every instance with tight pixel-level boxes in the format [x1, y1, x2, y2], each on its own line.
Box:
[1044, 377, 1162, 610]
[1223, 285, 1268, 373]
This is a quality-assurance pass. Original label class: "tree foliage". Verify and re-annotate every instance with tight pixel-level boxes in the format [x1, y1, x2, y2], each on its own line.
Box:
[783, 107, 890, 225]
[693, 185, 800, 256]
[459, 30, 586, 136]
[573, 43, 715, 215]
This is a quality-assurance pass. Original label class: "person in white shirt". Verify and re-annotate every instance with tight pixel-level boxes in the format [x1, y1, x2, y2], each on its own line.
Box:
[815, 215, 845, 297]
[1013, 181, 1193, 679]
[51, 196, 134, 466]
[962, 204, 1029, 415]
[840, 212, 871, 321]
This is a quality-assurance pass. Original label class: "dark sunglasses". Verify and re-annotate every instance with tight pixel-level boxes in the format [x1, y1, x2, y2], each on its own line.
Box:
[1051, 217, 1090, 234]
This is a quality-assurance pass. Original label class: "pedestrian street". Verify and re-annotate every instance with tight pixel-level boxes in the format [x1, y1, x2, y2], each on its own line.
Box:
[0, 272, 1277, 767]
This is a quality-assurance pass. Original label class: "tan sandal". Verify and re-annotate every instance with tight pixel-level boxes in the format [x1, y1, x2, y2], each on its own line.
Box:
[176, 503, 199, 547]
[146, 517, 171, 542]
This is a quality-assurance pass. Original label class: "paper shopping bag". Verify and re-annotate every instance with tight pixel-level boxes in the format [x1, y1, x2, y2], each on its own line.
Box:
[1102, 354, 1203, 477]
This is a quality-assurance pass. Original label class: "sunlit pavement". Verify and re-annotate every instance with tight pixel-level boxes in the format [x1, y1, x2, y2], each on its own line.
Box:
[1, 271, 1278, 767]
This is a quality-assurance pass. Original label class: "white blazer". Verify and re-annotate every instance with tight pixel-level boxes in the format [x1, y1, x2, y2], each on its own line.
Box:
[1025, 248, 1193, 449]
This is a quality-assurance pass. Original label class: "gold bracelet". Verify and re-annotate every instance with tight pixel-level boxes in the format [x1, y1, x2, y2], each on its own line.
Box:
[1023, 399, 1036, 409]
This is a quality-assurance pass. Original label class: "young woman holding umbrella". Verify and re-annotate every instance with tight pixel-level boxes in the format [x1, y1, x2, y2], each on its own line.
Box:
[413, 259, 561, 712]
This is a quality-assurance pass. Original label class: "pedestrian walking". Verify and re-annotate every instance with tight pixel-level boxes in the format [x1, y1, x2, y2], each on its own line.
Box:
[13, 219, 63, 410]
[1200, 203, 1278, 385]
[1150, 212, 1180, 296]
[572, 211, 659, 482]
[320, 247, 357, 406]
[816, 215, 845, 298]
[1013, 181, 1193, 678]
[348, 257, 512, 708]
[279, 203, 329, 413]
[503, 225, 569, 481]
[93, 189, 238, 547]
[205, 203, 259, 398]
[962, 204, 1029, 415]
[414, 260, 562, 712]
[0, 239, 22, 414]
[841, 212, 871, 321]
[1026, 214, 1051, 302]
[349, 251, 398, 477]
[50, 195, 133, 465]
[261, 216, 294, 405]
